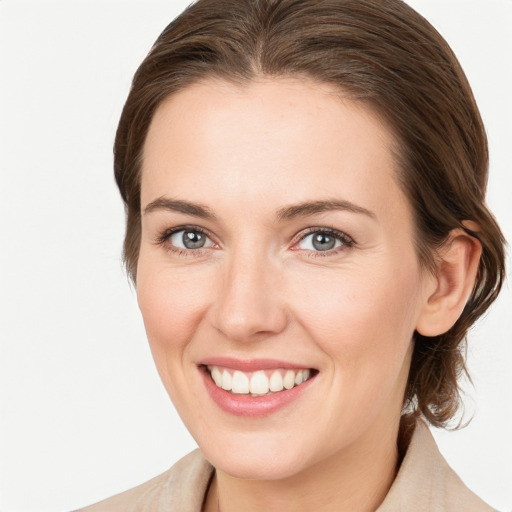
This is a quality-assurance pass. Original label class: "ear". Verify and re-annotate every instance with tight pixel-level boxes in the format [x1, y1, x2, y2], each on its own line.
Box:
[416, 227, 482, 337]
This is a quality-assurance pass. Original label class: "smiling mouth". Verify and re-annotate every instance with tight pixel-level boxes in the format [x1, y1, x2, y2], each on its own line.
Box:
[205, 365, 316, 396]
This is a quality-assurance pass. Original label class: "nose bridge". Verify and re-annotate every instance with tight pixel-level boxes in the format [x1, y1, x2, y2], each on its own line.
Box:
[212, 243, 287, 342]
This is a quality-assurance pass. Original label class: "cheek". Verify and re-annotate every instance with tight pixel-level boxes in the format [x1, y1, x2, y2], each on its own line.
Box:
[136, 259, 211, 370]
[288, 259, 422, 370]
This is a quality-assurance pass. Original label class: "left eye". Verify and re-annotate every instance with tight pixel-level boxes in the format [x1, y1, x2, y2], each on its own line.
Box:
[169, 229, 214, 250]
[297, 231, 345, 252]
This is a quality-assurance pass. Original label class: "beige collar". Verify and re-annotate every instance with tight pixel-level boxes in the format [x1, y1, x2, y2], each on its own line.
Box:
[376, 419, 493, 512]
[76, 418, 494, 511]
[163, 419, 492, 512]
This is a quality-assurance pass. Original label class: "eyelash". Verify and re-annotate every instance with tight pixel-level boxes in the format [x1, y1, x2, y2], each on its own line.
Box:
[293, 227, 355, 258]
[154, 225, 355, 258]
[154, 225, 214, 257]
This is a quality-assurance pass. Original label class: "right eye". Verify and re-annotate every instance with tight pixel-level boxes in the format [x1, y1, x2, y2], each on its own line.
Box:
[168, 229, 215, 250]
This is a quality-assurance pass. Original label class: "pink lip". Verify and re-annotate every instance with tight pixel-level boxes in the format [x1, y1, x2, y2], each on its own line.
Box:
[200, 357, 312, 372]
[199, 363, 316, 418]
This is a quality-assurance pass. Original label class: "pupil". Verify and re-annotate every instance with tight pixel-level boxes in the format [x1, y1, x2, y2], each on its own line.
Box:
[313, 233, 335, 251]
[183, 231, 205, 249]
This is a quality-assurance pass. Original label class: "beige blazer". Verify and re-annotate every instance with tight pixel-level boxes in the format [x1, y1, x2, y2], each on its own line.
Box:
[76, 420, 495, 512]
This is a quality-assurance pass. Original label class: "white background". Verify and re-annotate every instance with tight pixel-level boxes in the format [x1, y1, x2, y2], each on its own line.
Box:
[1, 1, 511, 511]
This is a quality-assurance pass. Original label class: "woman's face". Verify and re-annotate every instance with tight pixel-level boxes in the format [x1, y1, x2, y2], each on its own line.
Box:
[137, 78, 434, 479]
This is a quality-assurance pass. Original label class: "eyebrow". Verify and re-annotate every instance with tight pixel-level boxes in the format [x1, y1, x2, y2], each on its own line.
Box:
[143, 196, 376, 221]
[276, 199, 376, 221]
[143, 197, 216, 219]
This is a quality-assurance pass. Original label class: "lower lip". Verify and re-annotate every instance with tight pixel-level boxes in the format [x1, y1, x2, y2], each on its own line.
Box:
[200, 367, 315, 417]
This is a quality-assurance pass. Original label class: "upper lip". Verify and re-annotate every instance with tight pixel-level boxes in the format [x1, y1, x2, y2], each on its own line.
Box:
[199, 357, 315, 372]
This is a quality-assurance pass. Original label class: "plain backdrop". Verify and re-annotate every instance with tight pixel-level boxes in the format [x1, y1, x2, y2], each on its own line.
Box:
[1, 1, 511, 511]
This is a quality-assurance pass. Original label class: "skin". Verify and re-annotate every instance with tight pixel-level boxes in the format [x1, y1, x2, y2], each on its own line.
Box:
[136, 77, 480, 512]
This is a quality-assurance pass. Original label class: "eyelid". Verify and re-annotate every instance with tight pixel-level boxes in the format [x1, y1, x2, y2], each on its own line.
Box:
[153, 224, 354, 257]
[291, 227, 355, 255]
[154, 225, 218, 254]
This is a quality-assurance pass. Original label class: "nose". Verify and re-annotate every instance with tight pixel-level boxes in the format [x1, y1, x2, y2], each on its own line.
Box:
[210, 248, 288, 343]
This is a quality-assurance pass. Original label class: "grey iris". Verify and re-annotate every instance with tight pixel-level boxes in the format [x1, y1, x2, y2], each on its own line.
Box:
[313, 233, 336, 251]
[183, 231, 205, 249]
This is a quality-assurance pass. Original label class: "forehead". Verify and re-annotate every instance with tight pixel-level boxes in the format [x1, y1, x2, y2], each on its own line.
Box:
[140, 77, 408, 222]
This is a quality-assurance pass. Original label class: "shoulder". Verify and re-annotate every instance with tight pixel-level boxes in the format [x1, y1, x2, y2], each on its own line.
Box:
[378, 419, 496, 512]
[74, 450, 213, 512]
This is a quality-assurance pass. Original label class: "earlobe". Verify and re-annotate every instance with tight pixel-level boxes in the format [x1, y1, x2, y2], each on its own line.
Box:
[416, 228, 482, 337]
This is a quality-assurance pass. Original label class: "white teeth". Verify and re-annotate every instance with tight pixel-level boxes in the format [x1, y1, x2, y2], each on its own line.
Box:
[269, 370, 284, 392]
[211, 367, 222, 387]
[283, 370, 295, 390]
[250, 371, 270, 395]
[232, 370, 250, 394]
[209, 366, 313, 395]
[221, 370, 232, 390]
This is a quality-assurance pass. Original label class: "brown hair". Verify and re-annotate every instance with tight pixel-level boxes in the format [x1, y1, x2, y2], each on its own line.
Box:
[114, 0, 506, 427]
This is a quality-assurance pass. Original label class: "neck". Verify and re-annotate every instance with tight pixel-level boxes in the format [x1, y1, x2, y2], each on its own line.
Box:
[204, 415, 403, 512]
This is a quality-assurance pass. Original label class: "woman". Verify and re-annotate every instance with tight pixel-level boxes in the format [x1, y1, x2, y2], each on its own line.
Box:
[78, 0, 506, 510]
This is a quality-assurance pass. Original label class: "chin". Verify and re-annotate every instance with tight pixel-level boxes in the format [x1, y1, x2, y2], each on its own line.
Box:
[211, 454, 307, 481]
[199, 432, 314, 481]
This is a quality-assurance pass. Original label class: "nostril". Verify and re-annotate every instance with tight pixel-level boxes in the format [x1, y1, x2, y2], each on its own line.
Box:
[211, 309, 288, 343]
